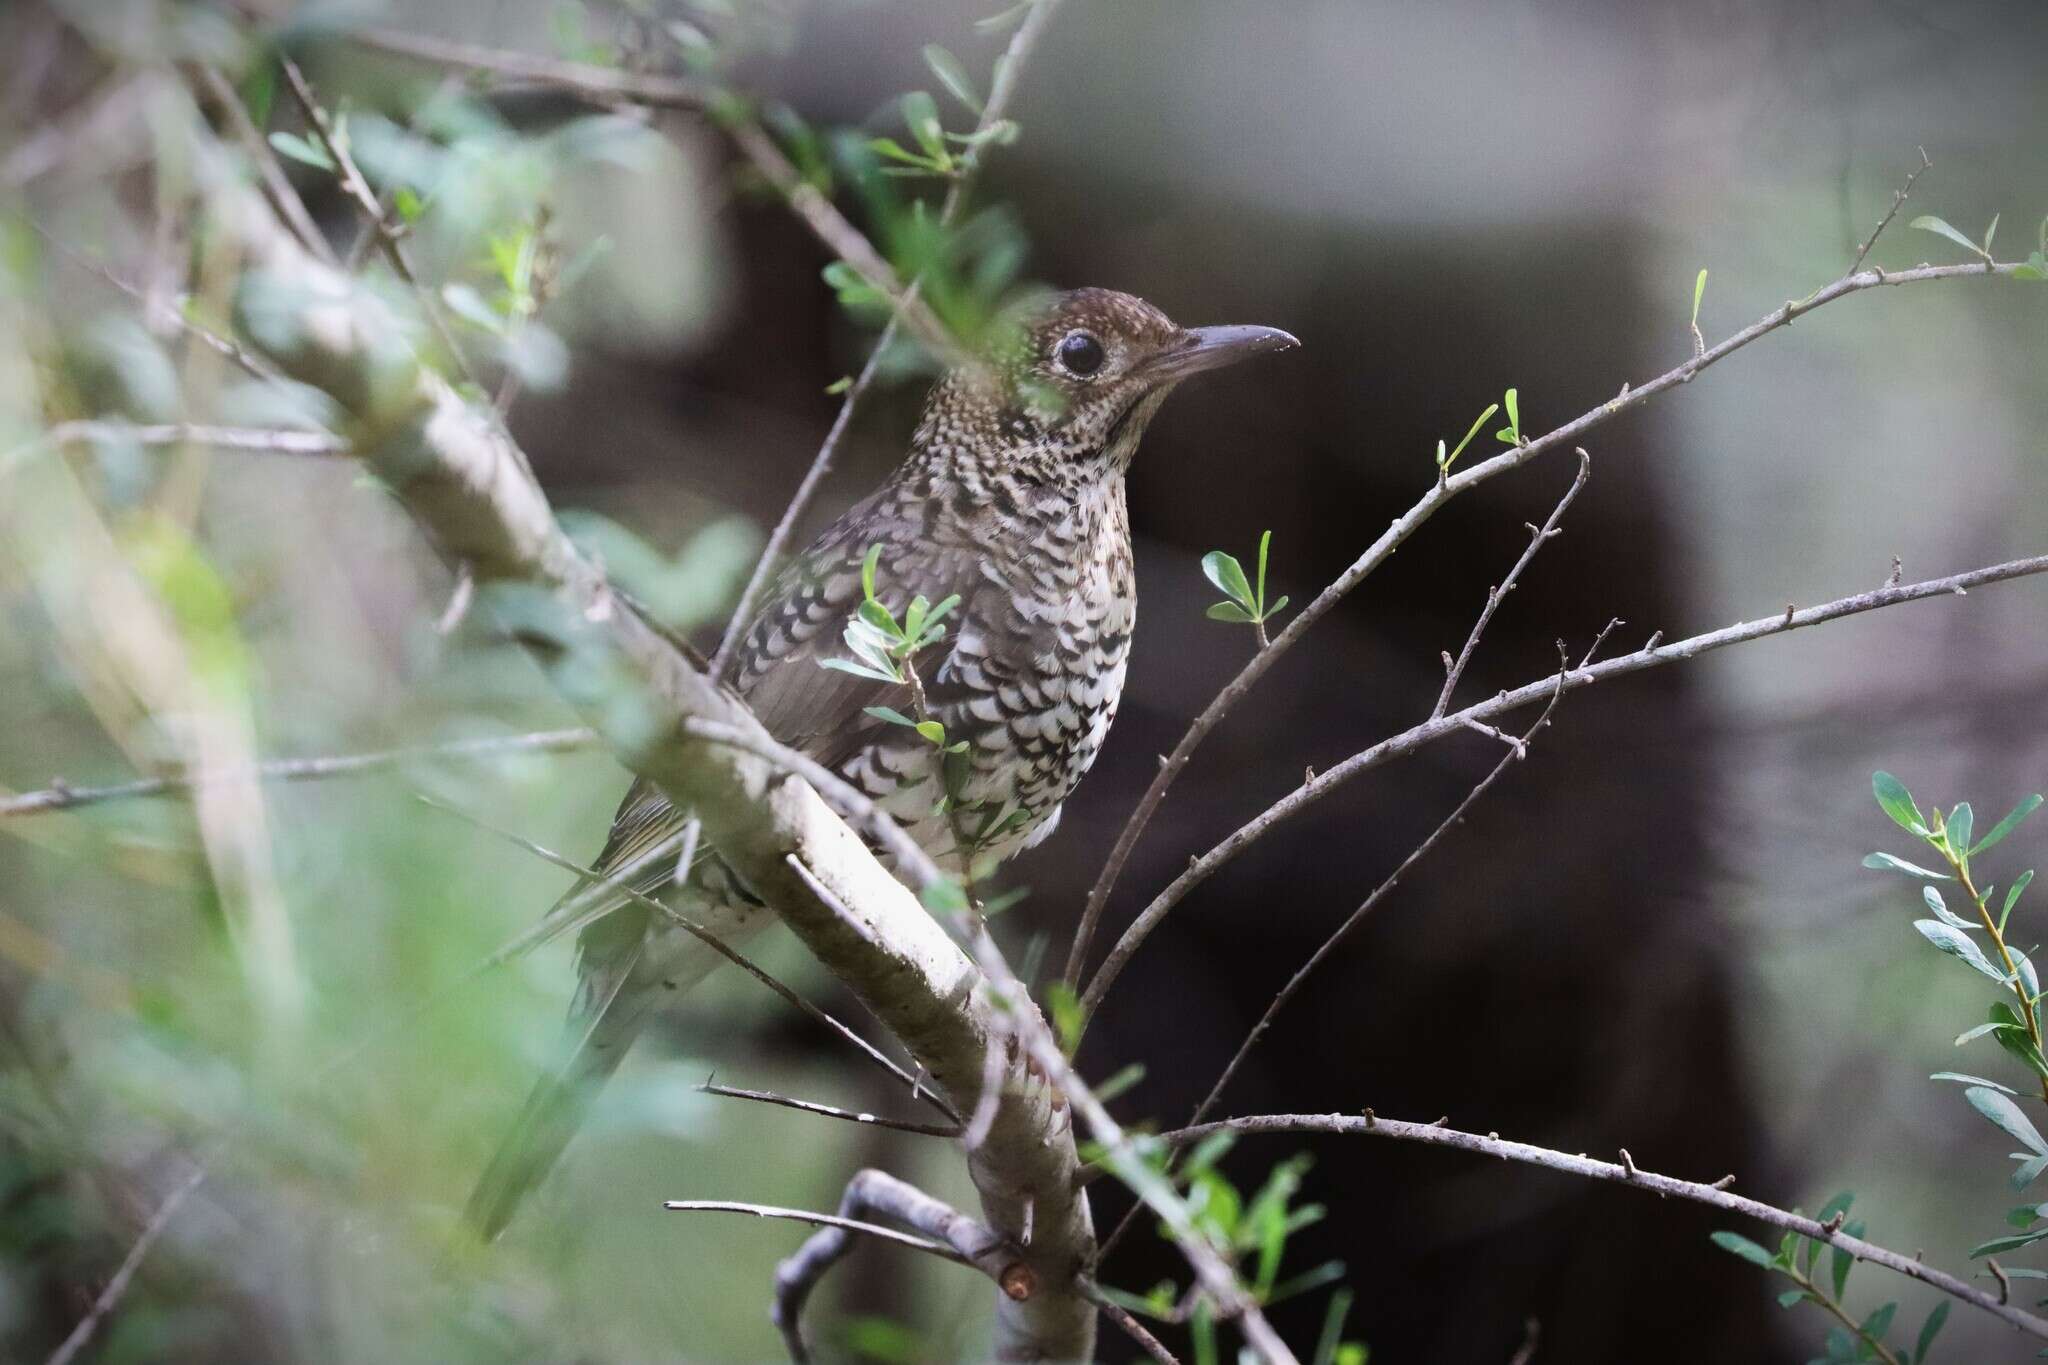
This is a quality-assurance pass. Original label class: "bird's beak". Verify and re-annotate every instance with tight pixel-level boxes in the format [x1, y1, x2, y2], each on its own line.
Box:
[1141, 324, 1301, 384]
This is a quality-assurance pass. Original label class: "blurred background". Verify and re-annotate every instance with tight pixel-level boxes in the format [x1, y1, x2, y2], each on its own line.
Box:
[4, 0, 2048, 1360]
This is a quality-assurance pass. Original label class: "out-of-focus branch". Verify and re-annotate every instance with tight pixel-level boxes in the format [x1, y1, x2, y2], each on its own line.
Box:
[188, 64, 335, 267]
[46, 1167, 207, 1365]
[219, 180, 1099, 1360]
[1148, 1112, 2048, 1343]
[1077, 550, 2048, 1015]
[1064, 254, 2037, 991]
[697, 1081, 961, 1137]
[0, 728, 592, 819]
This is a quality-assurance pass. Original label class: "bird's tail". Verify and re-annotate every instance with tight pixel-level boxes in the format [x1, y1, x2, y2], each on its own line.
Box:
[463, 949, 651, 1242]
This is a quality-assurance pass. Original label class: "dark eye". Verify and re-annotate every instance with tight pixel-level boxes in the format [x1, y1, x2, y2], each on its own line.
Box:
[1055, 331, 1105, 377]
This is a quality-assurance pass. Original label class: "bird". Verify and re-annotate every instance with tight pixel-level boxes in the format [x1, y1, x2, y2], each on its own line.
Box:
[465, 287, 1298, 1239]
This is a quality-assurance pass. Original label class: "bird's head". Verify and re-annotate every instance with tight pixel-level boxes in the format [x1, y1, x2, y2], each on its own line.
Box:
[911, 287, 1298, 491]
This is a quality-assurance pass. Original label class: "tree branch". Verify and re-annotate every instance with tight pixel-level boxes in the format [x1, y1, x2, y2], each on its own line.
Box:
[1149, 1112, 2048, 1343]
[697, 1081, 960, 1138]
[1078, 551, 2048, 1013]
[45, 1167, 207, 1365]
[1064, 255, 2034, 990]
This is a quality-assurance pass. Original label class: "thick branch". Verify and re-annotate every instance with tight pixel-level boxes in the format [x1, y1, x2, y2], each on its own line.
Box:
[1079, 551, 2048, 1012]
[1065, 256, 2033, 988]
[1152, 1113, 2048, 1342]
[221, 181, 1095, 1360]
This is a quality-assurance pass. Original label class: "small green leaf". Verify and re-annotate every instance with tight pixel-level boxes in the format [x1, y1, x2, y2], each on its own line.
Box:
[1265, 594, 1290, 618]
[2016, 251, 2048, 282]
[1911, 214, 1990, 260]
[393, 185, 424, 223]
[1709, 1229, 1778, 1268]
[1914, 1300, 1949, 1363]
[825, 375, 853, 395]
[1691, 268, 1708, 327]
[900, 90, 947, 160]
[1043, 982, 1082, 1053]
[920, 878, 969, 914]
[1201, 550, 1255, 609]
[1859, 1301, 1895, 1345]
[1947, 803, 1975, 860]
[1985, 212, 2000, 256]
[1256, 529, 1273, 606]
[1993, 1025, 2048, 1084]
[1956, 1021, 2012, 1045]
[1776, 1288, 1809, 1308]
[1832, 1219, 1862, 1300]
[1503, 386, 1521, 441]
[1873, 772, 1928, 835]
[1975, 795, 2043, 855]
[820, 658, 900, 683]
[1966, 1085, 2048, 1156]
[860, 543, 882, 601]
[1931, 1071, 2018, 1093]
[921, 44, 983, 113]
[1206, 602, 1257, 623]
[1440, 402, 1498, 473]
[2013, 1153, 2048, 1190]
[857, 597, 900, 633]
[267, 129, 334, 170]
[1914, 920, 2006, 981]
[2006, 871, 2036, 932]
[1969, 1227, 2048, 1258]
[1094, 1062, 1145, 1103]
[1865, 852, 1950, 879]
[1924, 885, 1975, 930]
[1312, 1288, 1354, 1365]
[864, 705, 917, 727]
[913, 720, 946, 745]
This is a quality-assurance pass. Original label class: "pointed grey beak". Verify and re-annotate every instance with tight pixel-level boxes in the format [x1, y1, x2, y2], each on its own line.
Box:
[1142, 324, 1301, 383]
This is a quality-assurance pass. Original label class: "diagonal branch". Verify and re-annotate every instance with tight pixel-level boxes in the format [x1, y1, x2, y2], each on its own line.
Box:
[1432, 450, 1587, 718]
[1063, 255, 2034, 991]
[45, 1167, 207, 1365]
[1077, 551, 2048, 1015]
[697, 1081, 961, 1138]
[1147, 1112, 2048, 1343]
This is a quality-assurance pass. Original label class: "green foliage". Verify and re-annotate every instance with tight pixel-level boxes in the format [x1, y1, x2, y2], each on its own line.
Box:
[819, 544, 961, 695]
[1201, 530, 1289, 636]
[1709, 1192, 1946, 1364]
[1910, 213, 1999, 265]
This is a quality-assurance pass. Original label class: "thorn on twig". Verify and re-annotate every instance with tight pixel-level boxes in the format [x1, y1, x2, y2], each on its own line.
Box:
[1886, 555, 1903, 588]
[1304, 764, 1315, 784]
[1644, 629, 1663, 650]
[1361, 1107, 1376, 1128]
[1783, 603, 1796, 624]
[1441, 650, 1454, 673]
[1430, 1115, 1448, 1128]
[1619, 1148, 1639, 1179]
[1821, 1210, 1847, 1236]
[1710, 1173, 1737, 1190]
[1988, 1257, 2011, 1304]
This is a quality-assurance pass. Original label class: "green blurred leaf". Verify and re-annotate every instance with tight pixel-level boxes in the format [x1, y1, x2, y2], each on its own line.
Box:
[922, 44, 983, 113]
[1709, 1229, 1778, 1268]
[863, 705, 916, 727]
[1873, 772, 1928, 835]
[1858, 1300, 1894, 1346]
[1691, 268, 1708, 326]
[1948, 803, 1976, 860]
[268, 129, 334, 171]
[1969, 1227, 2048, 1258]
[1313, 1288, 1355, 1365]
[1931, 1071, 2017, 1093]
[1864, 852, 1949, 879]
[1910, 214, 1989, 260]
[1094, 1062, 1145, 1103]
[1206, 602, 1256, 623]
[1915, 1300, 1949, 1363]
[1966, 1085, 2048, 1155]
[1914, 920, 2006, 981]
[1975, 796, 2043, 855]
[2007, 871, 2036, 931]
[900, 90, 947, 161]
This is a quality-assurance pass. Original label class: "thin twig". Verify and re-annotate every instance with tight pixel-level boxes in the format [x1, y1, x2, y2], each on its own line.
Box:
[14, 422, 347, 465]
[1076, 550, 2048, 1016]
[697, 1081, 961, 1138]
[415, 794, 958, 1122]
[760, 1168, 1014, 1363]
[1095, 666, 1566, 1259]
[352, 27, 712, 107]
[1144, 1113, 2048, 1342]
[1849, 147, 1933, 276]
[664, 1200, 966, 1262]
[708, 0, 1065, 678]
[0, 728, 593, 819]
[189, 64, 336, 266]
[1432, 450, 1588, 718]
[45, 1166, 207, 1365]
[1081, 1279, 1183, 1365]
[1061, 254, 2034, 993]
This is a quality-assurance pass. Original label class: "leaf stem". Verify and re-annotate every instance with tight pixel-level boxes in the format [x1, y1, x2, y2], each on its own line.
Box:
[1783, 1264, 1903, 1365]
[1945, 829, 2048, 1106]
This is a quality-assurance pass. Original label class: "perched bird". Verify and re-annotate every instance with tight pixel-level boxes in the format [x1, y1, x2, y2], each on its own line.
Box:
[466, 287, 1298, 1239]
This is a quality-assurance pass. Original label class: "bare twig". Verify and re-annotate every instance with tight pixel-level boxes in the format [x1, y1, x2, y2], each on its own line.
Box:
[1849, 147, 1932, 275]
[0, 728, 592, 819]
[1507, 1317, 1541, 1365]
[1062, 255, 2035, 992]
[45, 1167, 206, 1365]
[415, 794, 958, 1122]
[189, 64, 335, 266]
[710, 0, 1066, 678]
[1081, 1279, 1183, 1365]
[1432, 450, 1588, 718]
[697, 1081, 961, 1138]
[664, 1199, 965, 1262]
[352, 27, 711, 107]
[1076, 551, 2048, 1015]
[1095, 667, 1566, 1259]
[1147, 1113, 2048, 1342]
[11, 423, 347, 469]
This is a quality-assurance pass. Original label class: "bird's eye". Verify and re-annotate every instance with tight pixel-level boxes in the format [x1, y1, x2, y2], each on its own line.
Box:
[1055, 331, 1106, 377]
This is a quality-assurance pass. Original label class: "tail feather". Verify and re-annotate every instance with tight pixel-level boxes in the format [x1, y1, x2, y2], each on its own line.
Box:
[464, 952, 648, 1242]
